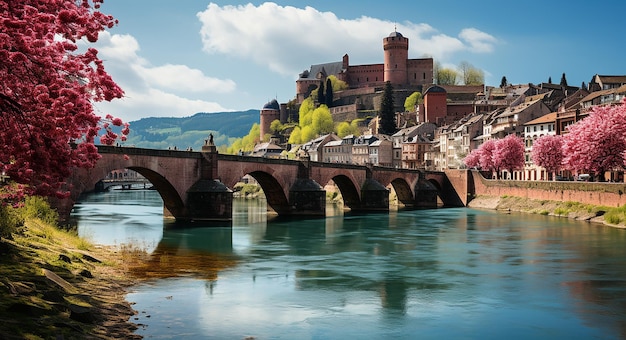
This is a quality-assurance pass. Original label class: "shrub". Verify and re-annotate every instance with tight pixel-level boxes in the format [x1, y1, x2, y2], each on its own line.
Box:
[554, 207, 569, 216]
[22, 196, 58, 225]
[604, 205, 626, 225]
[0, 195, 58, 238]
[0, 205, 23, 238]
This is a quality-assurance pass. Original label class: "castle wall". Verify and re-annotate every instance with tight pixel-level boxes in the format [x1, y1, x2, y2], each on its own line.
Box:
[407, 58, 434, 86]
[346, 64, 384, 88]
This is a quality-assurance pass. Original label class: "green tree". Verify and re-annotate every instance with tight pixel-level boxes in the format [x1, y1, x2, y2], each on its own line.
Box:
[404, 91, 422, 112]
[379, 81, 396, 134]
[312, 105, 334, 134]
[299, 97, 315, 126]
[327, 75, 348, 92]
[300, 125, 317, 143]
[336, 121, 360, 138]
[270, 119, 283, 134]
[325, 78, 333, 107]
[317, 81, 325, 105]
[560, 73, 568, 87]
[437, 68, 458, 85]
[226, 123, 260, 154]
[288, 126, 302, 144]
[459, 61, 484, 85]
[500, 76, 508, 88]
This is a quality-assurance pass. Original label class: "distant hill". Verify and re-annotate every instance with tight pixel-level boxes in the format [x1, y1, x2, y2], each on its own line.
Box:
[122, 110, 259, 150]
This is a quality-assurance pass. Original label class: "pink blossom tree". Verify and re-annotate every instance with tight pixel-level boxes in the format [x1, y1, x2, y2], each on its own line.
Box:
[478, 139, 497, 176]
[0, 0, 127, 201]
[531, 134, 563, 180]
[463, 149, 480, 169]
[562, 99, 626, 181]
[493, 134, 525, 179]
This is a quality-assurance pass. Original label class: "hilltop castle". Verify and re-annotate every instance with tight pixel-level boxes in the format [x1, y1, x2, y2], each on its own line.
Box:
[261, 30, 448, 138]
[296, 30, 433, 103]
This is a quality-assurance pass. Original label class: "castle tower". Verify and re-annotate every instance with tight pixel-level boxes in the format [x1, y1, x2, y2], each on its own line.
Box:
[383, 30, 409, 85]
[260, 99, 280, 139]
[422, 85, 447, 125]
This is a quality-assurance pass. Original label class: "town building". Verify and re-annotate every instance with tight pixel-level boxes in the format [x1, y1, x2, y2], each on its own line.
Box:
[523, 112, 557, 180]
[251, 142, 284, 159]
[323, 135, 355, 163]
[352, 134, 379, 165]
[300, 133, 341, 162]
[401, 135, 430, 169]
[369, 136, 393, 167]
[391, 123, 436, 168]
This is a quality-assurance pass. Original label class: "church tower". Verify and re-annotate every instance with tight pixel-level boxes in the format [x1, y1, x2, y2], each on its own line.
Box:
[383, 29, 409, 85]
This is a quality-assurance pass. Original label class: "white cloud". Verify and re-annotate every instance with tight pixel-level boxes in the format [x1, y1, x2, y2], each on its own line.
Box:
[142, 64, 236, 93]
[459, 28, 498, 53]
[196, 3, 498, 76]
[94, 88, 228, 122]
[90, 32, 234, 121]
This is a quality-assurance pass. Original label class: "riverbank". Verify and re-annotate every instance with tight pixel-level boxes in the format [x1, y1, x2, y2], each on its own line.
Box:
[0, 219, 140, 339]
[467, 195, 626, 228]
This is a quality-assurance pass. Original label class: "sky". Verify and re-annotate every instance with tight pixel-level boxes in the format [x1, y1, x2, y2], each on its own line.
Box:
[90, 1, 626, 122]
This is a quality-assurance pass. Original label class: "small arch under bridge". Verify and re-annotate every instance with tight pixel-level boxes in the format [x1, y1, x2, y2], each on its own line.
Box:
[53, 145, 467, 224]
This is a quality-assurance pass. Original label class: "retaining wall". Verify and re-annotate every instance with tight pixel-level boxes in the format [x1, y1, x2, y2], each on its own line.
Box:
[470, 171, 626, 208]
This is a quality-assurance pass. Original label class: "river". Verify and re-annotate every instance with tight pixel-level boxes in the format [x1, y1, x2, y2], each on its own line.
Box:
[71, 189, 626, 339]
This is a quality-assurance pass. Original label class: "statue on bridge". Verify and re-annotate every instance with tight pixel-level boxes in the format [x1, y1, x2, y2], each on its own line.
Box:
[202, 133, 217, 154]
[205, 133, 214, 146]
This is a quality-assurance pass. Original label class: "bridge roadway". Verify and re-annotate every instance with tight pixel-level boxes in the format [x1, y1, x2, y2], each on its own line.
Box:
[52, 144, 468, 224]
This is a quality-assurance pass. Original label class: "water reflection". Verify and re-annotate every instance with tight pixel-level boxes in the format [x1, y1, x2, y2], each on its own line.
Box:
[72, 190, 626, 339]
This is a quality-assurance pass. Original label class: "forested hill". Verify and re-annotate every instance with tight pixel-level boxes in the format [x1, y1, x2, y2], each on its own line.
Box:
[122, 110, 259, 150]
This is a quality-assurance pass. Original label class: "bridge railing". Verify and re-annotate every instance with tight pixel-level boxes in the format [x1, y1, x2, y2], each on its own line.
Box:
[96, 145, 202, 158]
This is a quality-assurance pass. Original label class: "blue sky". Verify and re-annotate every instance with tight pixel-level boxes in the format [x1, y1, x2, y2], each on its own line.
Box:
[91, 1, 626, 122]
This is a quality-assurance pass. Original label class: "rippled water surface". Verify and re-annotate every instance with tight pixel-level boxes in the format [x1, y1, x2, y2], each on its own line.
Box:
[72, 190, 626, 339]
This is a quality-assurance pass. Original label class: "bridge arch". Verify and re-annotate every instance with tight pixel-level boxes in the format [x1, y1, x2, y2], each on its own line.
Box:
[314, 168, 363, 198]
[328, 174, 361, 211]
[247, 170, 290, 215]
[127, 166, 185, 218]
[390, 178, 414, 207]
[427, 178, 442, 192]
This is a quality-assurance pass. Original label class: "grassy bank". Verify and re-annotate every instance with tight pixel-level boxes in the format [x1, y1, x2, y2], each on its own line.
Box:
[0, 198, 139, 339]
[467, 195, 626, 228]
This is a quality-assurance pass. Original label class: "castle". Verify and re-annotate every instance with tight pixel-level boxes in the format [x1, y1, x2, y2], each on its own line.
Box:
[260, 30, 444, 138]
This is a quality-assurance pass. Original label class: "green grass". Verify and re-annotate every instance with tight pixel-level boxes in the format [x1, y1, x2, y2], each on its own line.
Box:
[604, 204, 626, 225]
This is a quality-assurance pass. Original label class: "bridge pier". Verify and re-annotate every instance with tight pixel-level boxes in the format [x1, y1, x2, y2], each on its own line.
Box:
[288, 178, 326, 216]
[358, 179, 390, 212]
[414, 179, 438, 208]
[185, 179, 233, 222]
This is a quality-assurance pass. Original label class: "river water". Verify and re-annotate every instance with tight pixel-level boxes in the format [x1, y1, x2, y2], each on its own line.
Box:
[71, 189, 626, 339]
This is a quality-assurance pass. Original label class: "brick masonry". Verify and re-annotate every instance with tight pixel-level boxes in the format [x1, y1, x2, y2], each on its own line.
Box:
[469, 170, 626, 208]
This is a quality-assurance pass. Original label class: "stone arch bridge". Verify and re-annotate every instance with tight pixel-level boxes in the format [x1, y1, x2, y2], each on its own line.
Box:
[54, 144, 468, 223]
